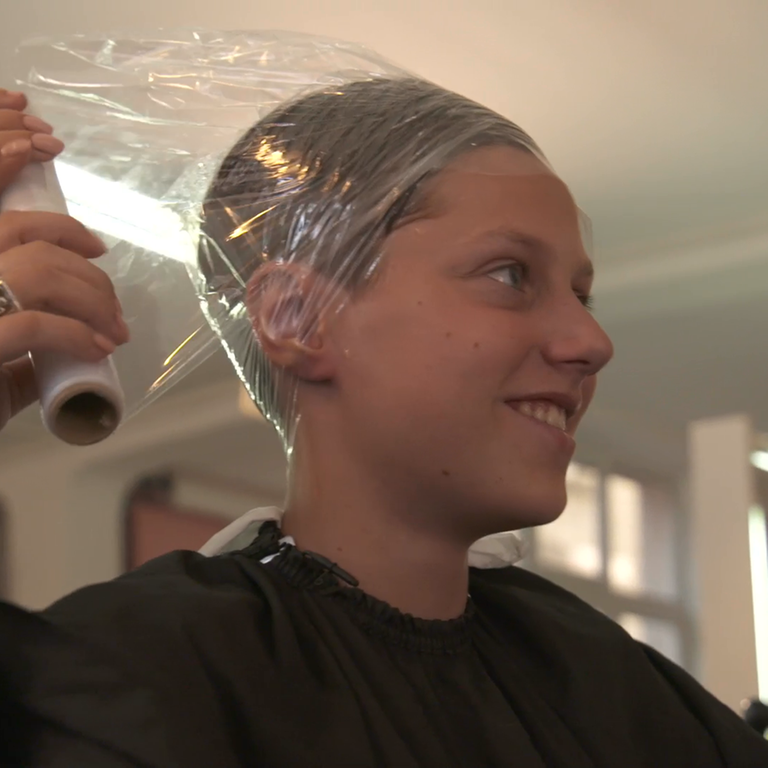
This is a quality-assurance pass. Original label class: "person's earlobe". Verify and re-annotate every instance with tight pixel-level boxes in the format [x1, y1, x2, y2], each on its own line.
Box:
[247, 264, 335, 382]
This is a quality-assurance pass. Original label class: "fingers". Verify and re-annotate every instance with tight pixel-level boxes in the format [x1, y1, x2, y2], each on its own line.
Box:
[0, 310, 115, 367]
[3, 136, 63, 166]
[0, 356, 37, 427]
[0, 92, 65, 195]
[0, 120, 64, 163]
[3, 258, 127, 343]
[0, 211, 106, 259]
[0, 237, 127, 343]
[0, 111, 53, 134]
[0, 137, 32, 195]
[0, 89, 27, 112]
[0, 129, 64, 171]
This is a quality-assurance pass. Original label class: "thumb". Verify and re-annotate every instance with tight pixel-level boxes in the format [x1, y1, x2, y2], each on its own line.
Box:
[0, 138, 33, 197]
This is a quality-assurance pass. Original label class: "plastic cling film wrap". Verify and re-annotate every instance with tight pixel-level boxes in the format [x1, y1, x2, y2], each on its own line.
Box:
[8, 29, 589, 566]
[11, 30, 549, 446]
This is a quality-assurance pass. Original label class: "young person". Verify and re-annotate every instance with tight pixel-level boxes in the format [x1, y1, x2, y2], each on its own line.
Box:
[0, 81, 765, 767]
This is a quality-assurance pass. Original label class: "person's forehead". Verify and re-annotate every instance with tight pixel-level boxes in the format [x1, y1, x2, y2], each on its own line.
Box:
[429, 165, 582, 233]
[445, 144, 554, 177]
[423, 146, 571, 213]
[402, 147, 595, 266]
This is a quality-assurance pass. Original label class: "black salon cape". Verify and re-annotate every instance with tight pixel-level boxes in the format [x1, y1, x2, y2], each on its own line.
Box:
[1, 529, 767, 767]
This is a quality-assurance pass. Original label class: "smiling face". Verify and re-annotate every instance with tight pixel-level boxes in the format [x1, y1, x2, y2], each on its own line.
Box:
[313, 145, 614, 540]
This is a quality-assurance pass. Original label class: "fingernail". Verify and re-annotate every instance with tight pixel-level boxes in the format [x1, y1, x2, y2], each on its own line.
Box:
[30, 134, 65, 156]
[1, 138, 32, 158]
[93, 334, 116, 354]
[114, 311, 130, 341]
[22, 115, 54, 134]
[3, 90, 24, 99]
[82, 228, 108, 254]
[92, 236, 108, 255]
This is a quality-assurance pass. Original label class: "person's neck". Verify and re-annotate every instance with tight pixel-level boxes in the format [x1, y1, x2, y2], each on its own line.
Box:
[281, 441, 471, 621]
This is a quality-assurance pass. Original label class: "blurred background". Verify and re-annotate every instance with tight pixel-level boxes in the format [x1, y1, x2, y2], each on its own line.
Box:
[1, 0, 767, 724]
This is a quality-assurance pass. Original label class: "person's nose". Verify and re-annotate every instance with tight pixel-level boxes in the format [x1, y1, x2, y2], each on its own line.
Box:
[540, 295, 614, 377]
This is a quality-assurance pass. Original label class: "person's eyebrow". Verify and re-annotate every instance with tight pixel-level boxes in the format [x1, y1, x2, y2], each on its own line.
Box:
[471, 227, 594, 279]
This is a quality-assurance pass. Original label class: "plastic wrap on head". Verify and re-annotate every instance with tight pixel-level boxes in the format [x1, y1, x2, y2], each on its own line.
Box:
[12, 30, 553, 454]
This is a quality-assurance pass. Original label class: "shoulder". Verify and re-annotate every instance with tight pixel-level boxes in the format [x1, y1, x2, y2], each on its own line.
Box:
[470, 564, 615, 630]
[2, 552, 285, 766]
[470, 567, 768, 761]
[42, 550, 276, 657]
[469, 565, 648, 673]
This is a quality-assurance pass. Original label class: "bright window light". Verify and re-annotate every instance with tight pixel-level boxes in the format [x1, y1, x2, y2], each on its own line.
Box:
[56, 161, 195, 264]
[751, 451, 768, 473]
[748, 505, 768, 701]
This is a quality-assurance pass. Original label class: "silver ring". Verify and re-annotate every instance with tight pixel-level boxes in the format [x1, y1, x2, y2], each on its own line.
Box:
[0, 278, 22, 318]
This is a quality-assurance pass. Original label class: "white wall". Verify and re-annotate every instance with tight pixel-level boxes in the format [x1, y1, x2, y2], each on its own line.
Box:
[688, 414, 761, 712]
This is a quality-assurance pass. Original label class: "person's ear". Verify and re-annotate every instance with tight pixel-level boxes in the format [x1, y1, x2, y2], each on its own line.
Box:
[246, 263, 336, 382]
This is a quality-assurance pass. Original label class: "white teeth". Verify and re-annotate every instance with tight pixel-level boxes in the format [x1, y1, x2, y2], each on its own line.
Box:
[518, 402, 534, 418]
[515, 401, 567, 431]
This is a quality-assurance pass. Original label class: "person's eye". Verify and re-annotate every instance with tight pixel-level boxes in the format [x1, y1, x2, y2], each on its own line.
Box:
[579, 293, 595, 311]
[487, 262, 527, 290]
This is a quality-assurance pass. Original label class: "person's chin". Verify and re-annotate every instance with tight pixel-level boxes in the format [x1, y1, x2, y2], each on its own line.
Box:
[522, 501, 567, 528]
[473, 488, 567, 536]
[523, 463, 569, 518]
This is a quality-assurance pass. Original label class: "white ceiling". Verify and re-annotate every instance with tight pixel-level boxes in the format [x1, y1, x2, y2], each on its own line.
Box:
[2, 0, 768, 477]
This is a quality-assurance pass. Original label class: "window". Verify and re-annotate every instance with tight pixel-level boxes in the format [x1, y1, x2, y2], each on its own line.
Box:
[536, 464, 602, 578]
[607, 475, 678, 599]
[527, 463, 691, 670]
